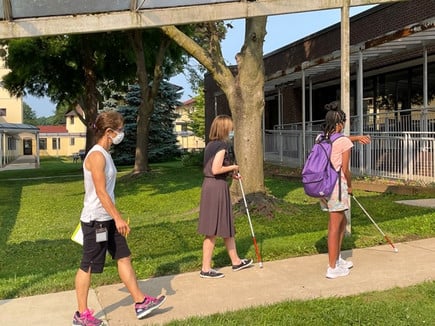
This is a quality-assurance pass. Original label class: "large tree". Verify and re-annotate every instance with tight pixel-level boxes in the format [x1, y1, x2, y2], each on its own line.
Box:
[127, 29, 186, 174]
[161, 18, 267, 197]
[2, 34, 135, 151]
[111, 82, 182, 165]
[2, 30, 186, 171]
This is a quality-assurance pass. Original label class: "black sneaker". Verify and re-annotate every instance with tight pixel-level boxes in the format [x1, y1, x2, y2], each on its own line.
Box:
[232, 258, 253, 271]
[200, 269, 224, 279]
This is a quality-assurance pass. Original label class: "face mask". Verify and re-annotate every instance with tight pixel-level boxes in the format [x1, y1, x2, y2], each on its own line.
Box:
[229, 131, 234, 140]
[111, 130, 125, 145]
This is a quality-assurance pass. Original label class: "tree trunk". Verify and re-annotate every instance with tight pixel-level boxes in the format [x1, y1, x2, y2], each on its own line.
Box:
[227, 17, 266, 196]
[80, 36, 98, 152]
[161, 17, 267, 196]
[129, 30, 171, 175]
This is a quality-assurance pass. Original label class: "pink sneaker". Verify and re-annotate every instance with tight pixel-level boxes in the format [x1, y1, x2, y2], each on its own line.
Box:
[72, 308, 104, 326]
[135, 295, 166, 319]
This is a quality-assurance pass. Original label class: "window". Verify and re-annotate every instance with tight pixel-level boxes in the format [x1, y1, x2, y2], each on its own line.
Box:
[70, 137, 75, 146]
[0, 108, 6, 116]
[52, 138, 60, 150]
[39, 138, 47, 150]
[69, 116, 74, 124]
[7, 136, 16, 150]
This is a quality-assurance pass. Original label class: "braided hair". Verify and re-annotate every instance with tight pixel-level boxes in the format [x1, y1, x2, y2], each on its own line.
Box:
[322, 101, 346, 138]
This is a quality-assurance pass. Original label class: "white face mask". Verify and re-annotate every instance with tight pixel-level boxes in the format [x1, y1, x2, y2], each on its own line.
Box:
[111, 130, 125, 145]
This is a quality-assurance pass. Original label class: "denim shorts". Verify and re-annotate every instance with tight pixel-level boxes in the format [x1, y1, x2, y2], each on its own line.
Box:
[319, 179, 350, 212]
[79, 219, 131, 273]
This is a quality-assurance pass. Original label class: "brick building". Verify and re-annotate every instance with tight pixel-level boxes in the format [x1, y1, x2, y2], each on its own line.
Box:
[204, 0, 435, 182]
[205, 0, 435, 129]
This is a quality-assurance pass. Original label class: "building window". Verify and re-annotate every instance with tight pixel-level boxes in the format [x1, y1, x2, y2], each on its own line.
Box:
[70, 116, 74, 124]
[7, 136, 16, 150]
[52, 138, 60, 150]
[39, 138, 47, 150]
[0, 108, 6, 116]
[70, 137, 75, 146]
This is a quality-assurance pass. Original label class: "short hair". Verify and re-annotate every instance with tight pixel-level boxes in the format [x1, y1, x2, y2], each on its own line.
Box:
[209, 115, 233, 141]
[94, 111, 124, 141]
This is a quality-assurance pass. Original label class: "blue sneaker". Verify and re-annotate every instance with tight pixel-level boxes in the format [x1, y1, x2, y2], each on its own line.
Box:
[135, 295, 166, 319]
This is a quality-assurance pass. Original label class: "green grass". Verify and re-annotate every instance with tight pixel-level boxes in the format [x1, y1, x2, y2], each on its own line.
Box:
[165, 282, 435, 325]
[1, 157, 435, 324]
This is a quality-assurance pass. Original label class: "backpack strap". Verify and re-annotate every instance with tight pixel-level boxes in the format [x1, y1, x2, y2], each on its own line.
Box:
[325, 132, 344, 201]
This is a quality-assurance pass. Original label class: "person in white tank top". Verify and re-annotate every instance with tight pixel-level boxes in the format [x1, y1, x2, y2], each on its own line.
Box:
[72, 111, 166, 326]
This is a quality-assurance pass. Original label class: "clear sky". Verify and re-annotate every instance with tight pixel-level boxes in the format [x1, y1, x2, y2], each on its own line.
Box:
[25, 5, 375, 117]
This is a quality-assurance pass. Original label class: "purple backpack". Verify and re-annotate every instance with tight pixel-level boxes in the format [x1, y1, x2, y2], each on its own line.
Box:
[302, 133, 343, 198]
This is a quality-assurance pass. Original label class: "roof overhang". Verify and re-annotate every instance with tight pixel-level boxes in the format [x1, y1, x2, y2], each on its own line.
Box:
[0, 0, 405, 39]
[265, 17, 435, 92]
[0, 123, 39, 135]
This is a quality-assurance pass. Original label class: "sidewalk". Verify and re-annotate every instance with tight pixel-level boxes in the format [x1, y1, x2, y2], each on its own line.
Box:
[1, 237, 435, 325]
[0, 155, 38, 171]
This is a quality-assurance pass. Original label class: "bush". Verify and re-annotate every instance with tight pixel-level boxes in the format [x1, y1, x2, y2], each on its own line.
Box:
[181, 150, 204, 167]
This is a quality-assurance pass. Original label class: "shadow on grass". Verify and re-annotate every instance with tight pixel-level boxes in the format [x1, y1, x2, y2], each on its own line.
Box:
[0, 160, 433, 300]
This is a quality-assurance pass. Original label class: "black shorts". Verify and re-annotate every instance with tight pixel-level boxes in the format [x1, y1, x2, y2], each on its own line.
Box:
[79, 220, 131, 273]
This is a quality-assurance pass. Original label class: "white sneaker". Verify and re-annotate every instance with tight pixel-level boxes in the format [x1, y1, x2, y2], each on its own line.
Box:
[326, 265, 350, 279]
[337, 257, 353, 269]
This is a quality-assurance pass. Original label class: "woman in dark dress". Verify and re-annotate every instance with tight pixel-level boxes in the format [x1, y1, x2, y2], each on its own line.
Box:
[198, 115, 253, 278]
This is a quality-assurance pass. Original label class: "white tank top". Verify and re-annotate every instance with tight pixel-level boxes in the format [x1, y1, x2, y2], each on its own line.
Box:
[80, 144, 117, 222]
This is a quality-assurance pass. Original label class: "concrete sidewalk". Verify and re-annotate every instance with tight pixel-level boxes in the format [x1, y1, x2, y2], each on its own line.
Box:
[1, 237, 435, 325]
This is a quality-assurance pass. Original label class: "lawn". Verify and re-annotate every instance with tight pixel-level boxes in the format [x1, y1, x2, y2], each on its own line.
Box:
[1, 157, 435, 324]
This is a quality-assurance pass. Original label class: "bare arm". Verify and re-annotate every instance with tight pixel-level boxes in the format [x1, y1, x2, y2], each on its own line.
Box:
[349, 135, 371, 144]
[211, 149, 238, 176]
[342, 149, 352, 194]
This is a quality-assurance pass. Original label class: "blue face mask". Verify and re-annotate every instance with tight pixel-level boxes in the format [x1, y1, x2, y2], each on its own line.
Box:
[229, 131, 234, 140]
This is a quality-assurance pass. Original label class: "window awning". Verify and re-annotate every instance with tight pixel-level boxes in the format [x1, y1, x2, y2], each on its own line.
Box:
[0, 123, 39, 135]
[265, 17, 435, 91]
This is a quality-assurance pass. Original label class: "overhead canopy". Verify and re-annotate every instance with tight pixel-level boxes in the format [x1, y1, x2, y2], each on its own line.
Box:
[265, 17, 435, 91]
[0, 0, 405, 39]
[0, 123, 39, 134]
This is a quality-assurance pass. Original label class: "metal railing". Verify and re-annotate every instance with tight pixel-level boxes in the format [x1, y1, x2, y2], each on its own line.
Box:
[264, 108, 435, 184]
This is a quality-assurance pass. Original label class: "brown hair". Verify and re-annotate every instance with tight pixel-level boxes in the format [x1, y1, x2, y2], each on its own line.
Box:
[208, 115, 233, 141]
[94, 111, 124, 141]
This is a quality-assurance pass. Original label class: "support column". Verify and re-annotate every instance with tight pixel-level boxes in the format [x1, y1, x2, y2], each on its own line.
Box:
[341, 1, 351, 234]
[423, 45, 428, 133]
[357, 49, 364, 174]
[302, 63, 306, 162]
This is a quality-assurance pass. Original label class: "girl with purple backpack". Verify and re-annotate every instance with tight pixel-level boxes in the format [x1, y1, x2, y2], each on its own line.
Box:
[321, 102, 370, 279]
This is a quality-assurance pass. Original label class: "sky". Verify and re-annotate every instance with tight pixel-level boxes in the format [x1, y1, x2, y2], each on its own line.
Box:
[24, 5, 375, 117]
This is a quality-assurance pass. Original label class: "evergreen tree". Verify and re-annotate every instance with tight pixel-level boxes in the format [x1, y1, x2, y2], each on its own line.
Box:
[112, 82, 182, 165]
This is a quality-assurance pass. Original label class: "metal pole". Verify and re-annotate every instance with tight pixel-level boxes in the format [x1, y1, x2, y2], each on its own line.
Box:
[341, 1, 351, 234]
[302, 64, 306, 162]
[358, 49, 364, 174]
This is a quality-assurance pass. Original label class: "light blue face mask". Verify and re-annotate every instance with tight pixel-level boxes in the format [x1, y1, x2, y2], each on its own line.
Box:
[229, 131, 234, 140]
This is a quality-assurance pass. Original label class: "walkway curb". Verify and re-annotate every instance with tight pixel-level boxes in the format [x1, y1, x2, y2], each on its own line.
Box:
[1, 238, 434, 325]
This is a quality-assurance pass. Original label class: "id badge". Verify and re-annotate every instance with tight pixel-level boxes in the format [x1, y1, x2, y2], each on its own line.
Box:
[96, 226, 108, 243]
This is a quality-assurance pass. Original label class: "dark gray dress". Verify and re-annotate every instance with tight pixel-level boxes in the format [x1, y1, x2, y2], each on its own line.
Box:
[198, 140, 235, 237]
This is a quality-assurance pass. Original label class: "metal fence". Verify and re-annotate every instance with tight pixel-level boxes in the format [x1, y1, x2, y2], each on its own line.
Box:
[264, 108, 435, 184]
